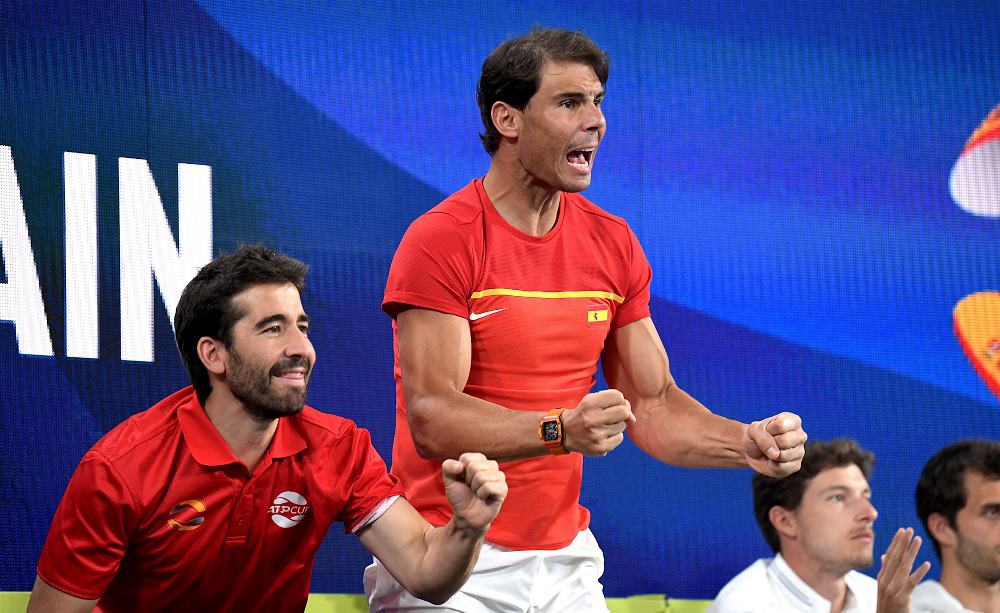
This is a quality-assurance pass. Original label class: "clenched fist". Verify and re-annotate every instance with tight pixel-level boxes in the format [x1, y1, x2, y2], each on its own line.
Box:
[442, 452, 507, 533]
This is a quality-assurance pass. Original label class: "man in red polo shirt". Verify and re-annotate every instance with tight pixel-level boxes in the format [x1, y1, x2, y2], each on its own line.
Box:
[28, 245, 507, 612]
[370, 28, 808, 611]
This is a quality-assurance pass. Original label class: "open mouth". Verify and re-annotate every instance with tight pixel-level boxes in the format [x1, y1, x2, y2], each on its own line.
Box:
[272, 366, 308, 383]
[566, 147, 595, 169]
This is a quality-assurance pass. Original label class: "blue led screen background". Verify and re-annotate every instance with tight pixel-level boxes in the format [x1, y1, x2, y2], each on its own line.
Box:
[1, 0, 999, 599]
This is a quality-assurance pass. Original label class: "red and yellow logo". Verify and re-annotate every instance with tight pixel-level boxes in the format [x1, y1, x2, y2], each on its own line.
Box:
[166, 499, 206, 531]
[954, 292, 1000, 400]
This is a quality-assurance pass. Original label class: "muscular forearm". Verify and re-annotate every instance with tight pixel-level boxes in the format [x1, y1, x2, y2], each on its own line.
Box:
[407, 390, 548, 462]
[628, 383, 748, 467]
[399, 519, 487, 605]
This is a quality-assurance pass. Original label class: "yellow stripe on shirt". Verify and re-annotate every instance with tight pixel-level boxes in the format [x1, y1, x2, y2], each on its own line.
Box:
[469, 288, 625, 303]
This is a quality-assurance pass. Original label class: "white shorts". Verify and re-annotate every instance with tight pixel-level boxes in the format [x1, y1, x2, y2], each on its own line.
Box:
[364, 528, 609, 613]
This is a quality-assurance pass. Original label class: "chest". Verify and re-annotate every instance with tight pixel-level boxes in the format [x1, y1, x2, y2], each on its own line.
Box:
[125, 457, 334, 575]
[465, 231, 628, 383]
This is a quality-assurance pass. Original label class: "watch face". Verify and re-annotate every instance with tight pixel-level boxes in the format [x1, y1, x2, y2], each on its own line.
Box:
[541, 419, 561, 443]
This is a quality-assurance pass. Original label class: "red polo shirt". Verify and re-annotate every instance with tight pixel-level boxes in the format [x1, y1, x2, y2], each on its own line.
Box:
[383, 179, 651, 550]
[37, 387, 402, 611]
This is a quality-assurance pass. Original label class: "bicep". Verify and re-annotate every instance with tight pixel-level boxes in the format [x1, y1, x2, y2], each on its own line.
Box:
[27, 576, 97, 613]
[397, 308, 471, 397]
[603, 317, 673, 404]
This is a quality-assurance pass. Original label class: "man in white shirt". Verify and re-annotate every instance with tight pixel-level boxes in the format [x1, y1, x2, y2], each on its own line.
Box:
[913, 440, 1000, 613]
[709, 439, 929, 613]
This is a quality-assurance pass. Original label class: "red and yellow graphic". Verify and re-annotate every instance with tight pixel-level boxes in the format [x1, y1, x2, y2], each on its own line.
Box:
[952, 105, 1000, 399]
[955, 292, 1000, 400]
[950, 104, 1000, 217]
[166, 499, 206, 531]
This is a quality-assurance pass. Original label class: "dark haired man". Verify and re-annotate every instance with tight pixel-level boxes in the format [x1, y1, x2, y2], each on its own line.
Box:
[373, 28, 807, 611]
[28, 245, 507, 612]
[913, 440, 1000, 613]
[709, 439, 929, 613]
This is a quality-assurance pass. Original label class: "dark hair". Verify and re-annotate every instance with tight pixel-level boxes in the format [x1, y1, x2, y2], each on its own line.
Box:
[173, 244, 308, 405]
[916, 440, 1000, 558]
[753, 439, 875, 553]
[477, 27, 609, 155]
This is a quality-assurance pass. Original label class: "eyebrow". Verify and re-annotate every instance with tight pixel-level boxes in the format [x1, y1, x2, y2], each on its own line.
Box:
[553, 89, 605, 101]
[253, 313, 309, 330]
[819, 485, 871, 496]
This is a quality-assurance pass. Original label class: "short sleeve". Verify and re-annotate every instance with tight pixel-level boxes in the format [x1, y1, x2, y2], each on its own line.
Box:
[383, 212, 476, 319]
[36, 451, 135, 600]
[338, 427, 405, 533]
[613, 225, 652, 328]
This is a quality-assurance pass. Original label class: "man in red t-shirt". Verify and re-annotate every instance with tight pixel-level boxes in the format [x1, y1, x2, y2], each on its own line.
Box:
[28, 245, 507, 612]
[372, 28, 808, 611]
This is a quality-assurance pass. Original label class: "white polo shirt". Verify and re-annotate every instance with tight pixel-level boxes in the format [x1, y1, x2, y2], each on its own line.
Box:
[708, 554, 877, 612]
[911, 580, 979, 613]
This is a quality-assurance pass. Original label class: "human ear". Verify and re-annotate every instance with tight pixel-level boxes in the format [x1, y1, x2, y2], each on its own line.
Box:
[198, 337, 227, 375]
[491, 101, 520, 139]
[769, 506, 798, 540]
[926, 512, 957, 550]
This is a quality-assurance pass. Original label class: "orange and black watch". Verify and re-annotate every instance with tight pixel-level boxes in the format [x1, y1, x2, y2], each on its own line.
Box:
[538, 408, 568, 455]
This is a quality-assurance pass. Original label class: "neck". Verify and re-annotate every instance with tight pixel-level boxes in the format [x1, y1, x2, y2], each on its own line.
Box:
[780, 550, 850, 611]
[482, 157, 560, 236]
[203, 388, 278, 471]
[940, 558, 1000, 613]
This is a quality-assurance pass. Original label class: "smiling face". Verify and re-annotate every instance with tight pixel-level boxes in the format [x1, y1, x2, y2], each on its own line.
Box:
[514, 60, 606, 193]
[786, 464, 879, 575]
[223, 283, 315, 421]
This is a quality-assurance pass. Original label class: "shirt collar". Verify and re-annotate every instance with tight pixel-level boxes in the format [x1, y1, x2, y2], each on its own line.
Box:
[176, 387, 308, 467]
[771, 554, 871, 612]
[771, 553, 827, 608]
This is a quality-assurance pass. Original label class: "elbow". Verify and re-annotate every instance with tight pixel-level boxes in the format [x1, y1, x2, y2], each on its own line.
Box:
[411, 589, 452, 606]
[406, 395, 448, 460]
[408, 575, 469, 606]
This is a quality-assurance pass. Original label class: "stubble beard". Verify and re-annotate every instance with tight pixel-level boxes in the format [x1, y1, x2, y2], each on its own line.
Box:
[956, 531, 1000, 584]
[812, 539, 875, 577]
[228, 349, 309, 421]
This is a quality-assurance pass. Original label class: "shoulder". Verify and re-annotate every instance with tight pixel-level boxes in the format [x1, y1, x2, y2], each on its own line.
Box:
[564, 192, 632, 232]
[293, 406, 355, 436]
[710, 558, 775, 611]
[911, 581, 963, 612]
[292, 406, 374, 450]
[88, 387, 190, 463]
[408, 181, 485, 234]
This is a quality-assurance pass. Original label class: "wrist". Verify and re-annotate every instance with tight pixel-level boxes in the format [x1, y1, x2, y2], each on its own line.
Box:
[446, 514, 488, 541]
[538, 408, 568, 455]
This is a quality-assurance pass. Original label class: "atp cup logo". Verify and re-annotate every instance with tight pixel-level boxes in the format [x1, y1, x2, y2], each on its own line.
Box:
[269, 491, 310, 528]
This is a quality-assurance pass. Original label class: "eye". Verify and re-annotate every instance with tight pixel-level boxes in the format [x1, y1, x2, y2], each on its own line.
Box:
[984, 505, 1000, 518]
[264, 325, 281, 334]
[298, 324, 310, 334]
[829, 494, 845, 502]
[561, 99, 579, 109]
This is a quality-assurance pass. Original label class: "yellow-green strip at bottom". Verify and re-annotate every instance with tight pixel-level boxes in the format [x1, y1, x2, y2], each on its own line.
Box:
[0, 592, 711, 612]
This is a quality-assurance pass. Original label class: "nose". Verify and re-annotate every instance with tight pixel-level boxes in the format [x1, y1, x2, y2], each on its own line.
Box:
[584, 102, 605, 132]
[857, 497, 878, 523]
[285, 326, 314, 360]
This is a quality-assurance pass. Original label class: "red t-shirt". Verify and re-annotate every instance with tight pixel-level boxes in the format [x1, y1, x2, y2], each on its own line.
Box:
[37, 387, 403, 611]
[383, 179, 651, 550]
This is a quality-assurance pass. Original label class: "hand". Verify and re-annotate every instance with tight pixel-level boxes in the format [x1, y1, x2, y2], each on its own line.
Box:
[742, 412, 806, 477]
[561, 389, 636, 456]
[876, 527, 931, 613]
[441, 452, 507, 534]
